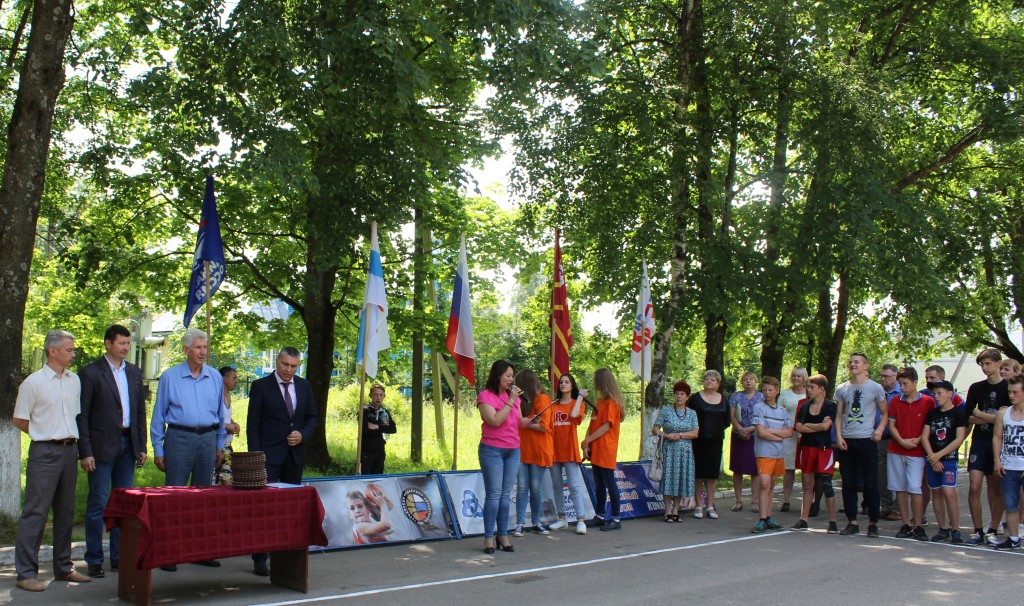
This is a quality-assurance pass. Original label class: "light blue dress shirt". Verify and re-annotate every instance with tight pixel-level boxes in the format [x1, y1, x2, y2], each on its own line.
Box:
[150, 361, 226, 456]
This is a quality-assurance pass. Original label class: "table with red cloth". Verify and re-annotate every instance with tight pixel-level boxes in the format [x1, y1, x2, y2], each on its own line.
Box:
[104, 485, 328, 606]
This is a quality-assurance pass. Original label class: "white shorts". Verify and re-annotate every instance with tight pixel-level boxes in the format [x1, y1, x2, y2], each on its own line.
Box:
[782, 437, 798, 470]
[887, 453, 925, 494]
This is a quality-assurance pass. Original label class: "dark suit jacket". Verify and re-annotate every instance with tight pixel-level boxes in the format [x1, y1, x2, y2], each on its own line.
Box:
[77, 356, 147, 463]
[247, 373, 318, 469]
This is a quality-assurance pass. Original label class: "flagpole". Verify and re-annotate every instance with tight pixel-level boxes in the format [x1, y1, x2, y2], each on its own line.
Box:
[452, 374, 460, 470]
[639, 343, 646, 460]
[356, 304, 370, 475]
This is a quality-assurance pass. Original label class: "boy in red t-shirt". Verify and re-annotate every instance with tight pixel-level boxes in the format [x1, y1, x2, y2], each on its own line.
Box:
[887, 367, 935, 541]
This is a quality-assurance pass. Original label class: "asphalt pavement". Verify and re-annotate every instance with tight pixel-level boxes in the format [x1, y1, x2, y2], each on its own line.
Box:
[2, 475, 1021, 605]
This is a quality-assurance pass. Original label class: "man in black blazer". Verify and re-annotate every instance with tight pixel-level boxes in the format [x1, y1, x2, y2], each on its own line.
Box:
[247, 346, 318, 576]
[77, 325, 147, 578]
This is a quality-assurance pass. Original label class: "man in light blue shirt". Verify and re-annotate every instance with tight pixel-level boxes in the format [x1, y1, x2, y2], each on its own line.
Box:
[150, 327, 225, 570]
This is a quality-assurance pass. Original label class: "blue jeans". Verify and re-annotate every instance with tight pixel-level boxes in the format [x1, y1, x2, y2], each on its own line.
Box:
[516, 463, 548, 526]
[478, 443, 519, 538]
[85, 435, 137, 565]
[551, 461, 588, 519]
[1001, 468, 1024, 513]
[164, 427, 217, 487]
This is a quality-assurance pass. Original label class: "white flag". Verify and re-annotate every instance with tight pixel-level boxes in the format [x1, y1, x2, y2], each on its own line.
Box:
[356, 222, 391, 378]
[630, 260, 656, 380]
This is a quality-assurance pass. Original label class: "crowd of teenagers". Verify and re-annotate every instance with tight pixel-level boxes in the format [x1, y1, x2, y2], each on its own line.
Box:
[475, 348, 1024, 554]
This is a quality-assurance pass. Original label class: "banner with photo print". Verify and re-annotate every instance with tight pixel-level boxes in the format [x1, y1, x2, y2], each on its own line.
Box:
[307, 474, 454, 550]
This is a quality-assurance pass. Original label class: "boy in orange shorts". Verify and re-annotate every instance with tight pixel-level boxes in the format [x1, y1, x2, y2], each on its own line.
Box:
[792, 374, 840, 533]
[752, 376, 795, 533]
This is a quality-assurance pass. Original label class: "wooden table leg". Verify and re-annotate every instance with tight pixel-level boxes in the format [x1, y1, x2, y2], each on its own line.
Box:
[269, 548, 309, 593]
[118, 519, 153, 606]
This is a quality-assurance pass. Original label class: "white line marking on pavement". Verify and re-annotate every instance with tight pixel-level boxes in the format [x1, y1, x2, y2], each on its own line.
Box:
[250, 533, 785, 605]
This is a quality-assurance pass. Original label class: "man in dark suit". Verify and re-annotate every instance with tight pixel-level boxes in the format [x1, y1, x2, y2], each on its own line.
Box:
[247, 346, 318, 576]
[77, 324, 147, 578]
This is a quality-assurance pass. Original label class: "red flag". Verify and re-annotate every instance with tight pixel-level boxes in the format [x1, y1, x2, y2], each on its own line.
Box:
[550, 229, 573, 389]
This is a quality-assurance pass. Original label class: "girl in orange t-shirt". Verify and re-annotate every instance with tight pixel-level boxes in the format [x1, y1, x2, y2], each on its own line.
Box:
[549, 373, 592, 534]
[582, 368, 625, 530]
[512, 369, 554, 536]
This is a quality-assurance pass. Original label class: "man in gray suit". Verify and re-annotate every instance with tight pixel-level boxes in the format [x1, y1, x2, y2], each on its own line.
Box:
[77, 324, 147, 578]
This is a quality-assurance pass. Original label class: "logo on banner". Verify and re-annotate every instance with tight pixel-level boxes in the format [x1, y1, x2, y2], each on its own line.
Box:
[462, 489, 483, 518]
[402, 488, 433, 525]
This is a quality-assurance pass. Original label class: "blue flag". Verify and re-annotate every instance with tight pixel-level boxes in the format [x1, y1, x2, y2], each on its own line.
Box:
[183, 176, 226, 328]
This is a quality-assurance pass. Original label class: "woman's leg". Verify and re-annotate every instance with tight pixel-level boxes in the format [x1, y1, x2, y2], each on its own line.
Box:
[478, 444, 502, 539]
[593, 465, 609, 518]
[550, 463, 567, 519]
[528, 465, 546, 525]
[602, 466, 621, 519]
[783, 469, 795, 506]
[800, 472, 816, 520]
[564, 463, 588, 521]
[515, 463, 530, 526]
[496, 448, 520, 539]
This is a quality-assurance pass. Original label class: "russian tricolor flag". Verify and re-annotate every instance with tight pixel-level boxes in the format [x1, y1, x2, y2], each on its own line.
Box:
[446, 234, 475, 386]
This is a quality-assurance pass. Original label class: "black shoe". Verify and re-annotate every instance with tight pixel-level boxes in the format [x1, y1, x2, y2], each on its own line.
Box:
[87, 563, 105, 578]
[994, 538, 1021, 550]
[600, 520, 622, 531]
[840, 523, 859, 536]
[791, 519, 809, 531]
[895, 524, 913, 538]
[160, 565, 177, 572]
[584, 516, 606, 528]
[828, 521, 840, 534]
[780, 502, 790, 512]
[254, 563, 270, 577]
[111, 562, 118, 571]
[913, 526, 929, 541]
[867, 524, 880, 538]
[808, 504, 820, 518]
[193, 560, 221, 567]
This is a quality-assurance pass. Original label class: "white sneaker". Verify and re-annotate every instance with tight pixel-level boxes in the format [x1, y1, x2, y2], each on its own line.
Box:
[576, 521, 587, 535]
[548, 519, 568, 530]
[511, 524, 525, 537]
[693, 507, 704, 519]
[988, 532, 1001, 547]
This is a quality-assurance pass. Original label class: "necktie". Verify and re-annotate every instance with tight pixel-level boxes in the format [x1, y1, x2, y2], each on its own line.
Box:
[282, 382, 294, 418]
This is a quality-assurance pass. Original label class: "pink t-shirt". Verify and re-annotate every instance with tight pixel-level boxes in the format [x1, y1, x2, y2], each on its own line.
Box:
[477, 390, 521, 449]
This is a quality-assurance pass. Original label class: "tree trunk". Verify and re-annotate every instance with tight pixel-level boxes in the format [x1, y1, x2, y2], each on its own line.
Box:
[302, 240, 337, 470]
[817, 270, 850, 397]
[759, 43, 794, 380]
[0, 0, 75, 521]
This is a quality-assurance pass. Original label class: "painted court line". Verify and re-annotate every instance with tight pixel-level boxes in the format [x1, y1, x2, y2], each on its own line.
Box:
[251, 532, 784, 606]
[252, 528, 1023, 606]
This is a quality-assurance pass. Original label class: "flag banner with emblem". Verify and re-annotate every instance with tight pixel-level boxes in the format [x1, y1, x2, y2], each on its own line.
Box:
[356, 222, 391, 378]
[630, 259, 656, 380]
[183, 176, 226, 328]
[549, 228, 573, 386]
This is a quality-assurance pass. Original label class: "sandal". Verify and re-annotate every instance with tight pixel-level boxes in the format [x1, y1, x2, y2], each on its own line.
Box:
[751, 503, 760, 513]
[673, 514, 682, 523]
[731, 502, 743, 512]
[665, 514, 675, 523]
[707, 506, 719, 519]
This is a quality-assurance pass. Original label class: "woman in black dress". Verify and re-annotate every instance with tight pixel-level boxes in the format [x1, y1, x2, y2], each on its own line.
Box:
[689, 370, 730, 519]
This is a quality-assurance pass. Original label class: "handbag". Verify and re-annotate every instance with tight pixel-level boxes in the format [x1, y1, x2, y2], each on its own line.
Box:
[647, 434, 665, 482]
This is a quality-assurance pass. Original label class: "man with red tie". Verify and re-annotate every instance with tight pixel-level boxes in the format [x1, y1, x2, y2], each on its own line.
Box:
[247, 346, 318, 576]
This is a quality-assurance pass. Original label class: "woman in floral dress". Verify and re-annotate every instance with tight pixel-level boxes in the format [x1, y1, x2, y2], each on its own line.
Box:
[653, 380, 700, 522]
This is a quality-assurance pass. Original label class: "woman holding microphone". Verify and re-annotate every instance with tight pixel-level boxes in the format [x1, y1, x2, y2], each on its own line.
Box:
[477, 360, 531, 554]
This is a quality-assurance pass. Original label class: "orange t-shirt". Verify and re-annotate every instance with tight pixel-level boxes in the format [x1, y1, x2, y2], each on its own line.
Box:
[588, 397, 622, 469]
[519, 393, 554, 467]
[550, 398, 585, 463]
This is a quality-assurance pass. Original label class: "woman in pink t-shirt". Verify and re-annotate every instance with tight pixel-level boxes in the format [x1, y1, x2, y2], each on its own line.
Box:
[477, 359, 530, 554]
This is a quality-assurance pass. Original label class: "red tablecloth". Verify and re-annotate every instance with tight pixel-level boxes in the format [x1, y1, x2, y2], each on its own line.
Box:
[104, 486, 328, 570]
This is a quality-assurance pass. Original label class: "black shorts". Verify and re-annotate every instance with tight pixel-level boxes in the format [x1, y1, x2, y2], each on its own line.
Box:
[968, 441, 995, 475]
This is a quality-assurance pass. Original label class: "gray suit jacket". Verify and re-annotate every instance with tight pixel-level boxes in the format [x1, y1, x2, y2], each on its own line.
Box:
[77, 356, 147, 463]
